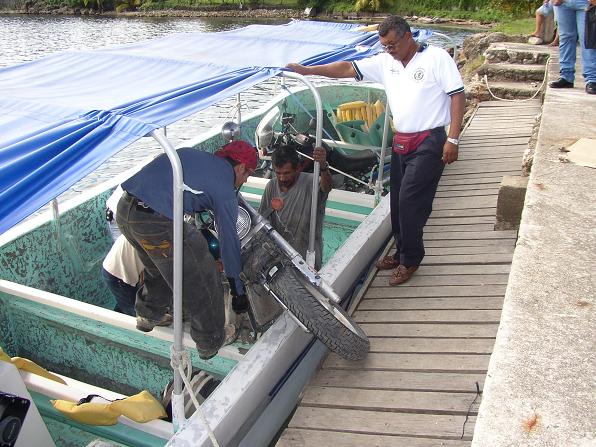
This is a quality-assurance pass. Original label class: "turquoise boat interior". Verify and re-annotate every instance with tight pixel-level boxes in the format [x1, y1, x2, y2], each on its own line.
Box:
[0, 83, 388, 446]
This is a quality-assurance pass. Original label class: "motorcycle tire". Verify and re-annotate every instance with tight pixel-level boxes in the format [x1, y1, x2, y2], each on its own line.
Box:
[268, 265, 369, 361]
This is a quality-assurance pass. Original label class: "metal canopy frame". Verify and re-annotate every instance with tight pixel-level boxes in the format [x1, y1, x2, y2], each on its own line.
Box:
[147, 70, 342, 431]
[147, 67, 396, 431]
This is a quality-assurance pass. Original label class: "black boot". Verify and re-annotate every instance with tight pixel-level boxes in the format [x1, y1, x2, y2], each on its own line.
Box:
[549, 77, 574, 88]
[586, 82, 596, 95]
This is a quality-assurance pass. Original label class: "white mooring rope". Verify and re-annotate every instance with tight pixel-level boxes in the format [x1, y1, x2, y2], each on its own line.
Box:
[482, 55, 551, 102]
[170, 346, 220, 447]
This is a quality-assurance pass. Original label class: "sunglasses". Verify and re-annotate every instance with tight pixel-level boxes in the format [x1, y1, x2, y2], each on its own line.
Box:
[380, 33, 407, 52]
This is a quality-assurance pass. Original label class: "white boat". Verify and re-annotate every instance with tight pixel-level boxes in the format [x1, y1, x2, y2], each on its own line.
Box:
[0, 20, 443, 446]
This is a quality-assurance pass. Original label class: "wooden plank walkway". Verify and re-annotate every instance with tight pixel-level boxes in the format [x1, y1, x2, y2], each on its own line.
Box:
[277, 100, 542, 447]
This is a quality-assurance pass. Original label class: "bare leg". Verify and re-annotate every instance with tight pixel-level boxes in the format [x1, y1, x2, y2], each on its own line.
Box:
[549, 30, 559, 46]
[532, 12, 545, 37]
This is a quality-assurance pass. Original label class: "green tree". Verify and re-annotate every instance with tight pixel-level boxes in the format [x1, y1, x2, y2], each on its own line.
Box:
[355, 0, 393, 12]
[490, 0, 541, 15]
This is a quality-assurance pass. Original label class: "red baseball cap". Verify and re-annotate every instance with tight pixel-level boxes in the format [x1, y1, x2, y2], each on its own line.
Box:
[215, 140, 258, 170]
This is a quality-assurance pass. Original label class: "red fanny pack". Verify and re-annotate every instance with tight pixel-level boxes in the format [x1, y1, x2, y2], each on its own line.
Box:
[392, 130, 431, 155]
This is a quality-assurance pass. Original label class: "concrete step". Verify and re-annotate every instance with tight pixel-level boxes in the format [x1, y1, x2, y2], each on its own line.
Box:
[478, 62, 546, 82]
[484, 42, 553, 65]
[482, 80, 544, 100]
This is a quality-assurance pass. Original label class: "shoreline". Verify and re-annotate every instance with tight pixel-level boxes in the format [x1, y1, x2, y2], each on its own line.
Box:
[0, 8, 492, 30]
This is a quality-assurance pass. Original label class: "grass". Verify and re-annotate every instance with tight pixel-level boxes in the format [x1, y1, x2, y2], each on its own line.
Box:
[492, 17, 534, 34]
[386, 7, 536, 36]
[463, 54, 485, 76]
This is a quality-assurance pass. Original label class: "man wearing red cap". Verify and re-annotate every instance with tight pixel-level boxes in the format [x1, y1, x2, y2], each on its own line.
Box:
[117, 142, 257, 360]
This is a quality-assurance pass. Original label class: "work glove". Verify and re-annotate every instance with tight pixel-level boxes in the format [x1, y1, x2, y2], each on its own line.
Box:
[227, 276, 249, 314]
[232, 294, 249, 314]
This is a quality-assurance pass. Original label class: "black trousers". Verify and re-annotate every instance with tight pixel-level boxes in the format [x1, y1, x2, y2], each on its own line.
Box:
[116, 193, 225, 352]
[389, 127, 446, 268]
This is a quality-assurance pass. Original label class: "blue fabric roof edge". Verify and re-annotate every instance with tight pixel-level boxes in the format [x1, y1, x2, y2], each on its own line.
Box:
[0, 21, 431, 234]
[0, 20, 384, 234]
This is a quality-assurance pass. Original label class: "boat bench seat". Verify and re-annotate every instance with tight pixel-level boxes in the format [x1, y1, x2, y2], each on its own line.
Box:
[333, 113, 393, 148]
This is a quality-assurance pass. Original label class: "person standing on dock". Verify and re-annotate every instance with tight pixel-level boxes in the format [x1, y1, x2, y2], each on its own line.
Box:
[529, 0, 559, 45]
[549, 0, 596, 94]
[116, 142, 257, 360]
[259, 146, 332, 270]
[286, 15, 465, 285]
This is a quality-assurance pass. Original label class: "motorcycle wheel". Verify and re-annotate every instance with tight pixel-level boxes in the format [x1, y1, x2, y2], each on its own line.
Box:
[268, 265, 369, 361]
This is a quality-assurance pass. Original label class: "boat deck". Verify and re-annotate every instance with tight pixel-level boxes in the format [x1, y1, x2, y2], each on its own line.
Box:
[276, 100, 542, 446]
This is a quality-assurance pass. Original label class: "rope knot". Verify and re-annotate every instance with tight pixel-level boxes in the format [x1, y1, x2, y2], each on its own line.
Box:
[170, 345, 191, 374]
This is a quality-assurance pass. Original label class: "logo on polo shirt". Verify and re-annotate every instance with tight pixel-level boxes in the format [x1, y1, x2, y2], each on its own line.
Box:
[413, 68, 425, 82]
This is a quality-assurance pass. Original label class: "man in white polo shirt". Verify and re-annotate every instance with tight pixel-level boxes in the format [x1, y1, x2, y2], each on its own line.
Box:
[286, 15, 465, 285]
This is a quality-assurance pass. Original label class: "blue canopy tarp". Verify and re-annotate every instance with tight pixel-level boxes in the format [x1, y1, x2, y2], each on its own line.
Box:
[0, 20, 429, 234]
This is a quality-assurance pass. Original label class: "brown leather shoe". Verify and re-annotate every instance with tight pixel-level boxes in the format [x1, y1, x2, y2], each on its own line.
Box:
[375, 255, 400, 270]
[389, 265, 419, 286]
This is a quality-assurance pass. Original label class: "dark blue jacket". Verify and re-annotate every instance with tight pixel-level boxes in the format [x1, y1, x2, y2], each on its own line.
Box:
[122, 148, 244, 293]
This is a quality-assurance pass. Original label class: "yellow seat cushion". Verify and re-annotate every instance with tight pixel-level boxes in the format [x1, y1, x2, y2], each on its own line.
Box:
[110, 390, 168, 423]
[52, 390, 167, 426]
[51, 400, 120, 426]
[0, 347, 66, 384]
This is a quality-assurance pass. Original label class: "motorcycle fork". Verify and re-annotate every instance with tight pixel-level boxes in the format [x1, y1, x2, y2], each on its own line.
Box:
[244, 307, 260, 343]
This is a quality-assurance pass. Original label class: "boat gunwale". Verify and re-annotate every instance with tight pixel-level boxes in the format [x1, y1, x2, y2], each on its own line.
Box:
[0, 278, 246, 363]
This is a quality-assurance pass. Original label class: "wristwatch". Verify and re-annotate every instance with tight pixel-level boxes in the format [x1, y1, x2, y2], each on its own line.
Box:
[447, 137, 460, 146]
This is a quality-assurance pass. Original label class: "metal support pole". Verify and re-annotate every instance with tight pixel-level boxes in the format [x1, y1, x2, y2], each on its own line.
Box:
[51, 199, 60, 221]
[374, 102, 391, 205]
[51, 198, 61, 242]
[237, 93, 242, 128]
[150, 129, 186, 430]
[279, 71, 323, 269]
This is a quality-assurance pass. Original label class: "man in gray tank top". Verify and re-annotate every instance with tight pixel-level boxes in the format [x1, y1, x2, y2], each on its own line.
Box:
[259, 146, 332, 269]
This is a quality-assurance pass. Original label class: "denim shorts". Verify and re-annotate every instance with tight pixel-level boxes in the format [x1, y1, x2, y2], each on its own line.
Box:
[537, 1, 554, 17]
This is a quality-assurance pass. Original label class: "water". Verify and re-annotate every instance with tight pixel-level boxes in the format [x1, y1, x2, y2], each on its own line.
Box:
[0, 14, 473, 213]
[0, 15, 291, 67]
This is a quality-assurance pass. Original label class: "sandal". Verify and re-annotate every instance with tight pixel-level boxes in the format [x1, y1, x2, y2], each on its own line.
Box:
[375, 255, 400, 270]
[389, 265, 419, 286]
[528, 36, 544, 45]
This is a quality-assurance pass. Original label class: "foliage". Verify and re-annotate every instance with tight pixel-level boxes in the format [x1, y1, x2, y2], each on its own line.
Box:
[490, 0, 542, 16]
[387, 0, 543, 19]
[389, 0, 498, 19]
[8, 0, 542, 18]
[354, 0, 394, 13]
[461, 54, 484, 77]
[137, 0, 159, 9]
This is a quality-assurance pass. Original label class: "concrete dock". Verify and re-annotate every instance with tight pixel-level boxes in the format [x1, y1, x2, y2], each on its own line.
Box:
[471, 49, 596, 447]
[277, 49, 595, 446]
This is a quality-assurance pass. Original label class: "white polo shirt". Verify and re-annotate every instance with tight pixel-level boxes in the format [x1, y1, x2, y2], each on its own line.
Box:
[353, 45, 464, 133]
